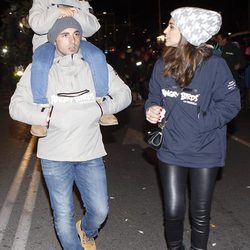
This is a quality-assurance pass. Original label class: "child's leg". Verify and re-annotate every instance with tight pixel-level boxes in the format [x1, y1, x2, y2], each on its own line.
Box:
[30, 43, 55, 137]
[31, 43, 55, 104]
[80, 40, 109, 97]
[80, 41, 118, 126]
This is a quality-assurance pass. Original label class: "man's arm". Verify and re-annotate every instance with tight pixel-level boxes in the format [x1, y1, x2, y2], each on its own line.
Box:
[233, 43, 247, 70]
[9, 64, 50, 126]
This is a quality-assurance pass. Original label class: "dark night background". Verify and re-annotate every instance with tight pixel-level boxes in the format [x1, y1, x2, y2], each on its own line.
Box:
[0, 0, 249, 92]
[0, 0, 249, 50]
[0, 0, 249, 39]
[90, 0, 248, 33]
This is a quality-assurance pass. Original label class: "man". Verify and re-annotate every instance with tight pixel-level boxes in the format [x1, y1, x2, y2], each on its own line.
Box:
[215, 32, 247, 96]
[9, 17, 131, 250]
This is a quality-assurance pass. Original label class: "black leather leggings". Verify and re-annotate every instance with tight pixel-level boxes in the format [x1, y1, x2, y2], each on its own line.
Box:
[158, 161, 219, 250]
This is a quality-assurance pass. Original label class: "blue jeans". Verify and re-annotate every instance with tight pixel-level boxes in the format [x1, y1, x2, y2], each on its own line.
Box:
[40, 158, 109, 250]
[31, 41, 109, 104]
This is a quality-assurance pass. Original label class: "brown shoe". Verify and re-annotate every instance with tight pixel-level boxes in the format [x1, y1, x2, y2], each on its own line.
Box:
[99, 114, 118, 126]
[76, 220, 96, 250]
[30, 125, 47, 137]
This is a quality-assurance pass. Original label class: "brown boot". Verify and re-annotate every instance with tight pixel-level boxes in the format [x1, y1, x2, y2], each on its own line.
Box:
[30, 125, 47, 137]
[96, 97, 118, 126]
[99, 114, 118, 126]
[76, 220, 96, 250]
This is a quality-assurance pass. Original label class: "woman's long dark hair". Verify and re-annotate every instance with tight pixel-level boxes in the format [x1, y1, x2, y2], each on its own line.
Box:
[162, 36, 213, 87]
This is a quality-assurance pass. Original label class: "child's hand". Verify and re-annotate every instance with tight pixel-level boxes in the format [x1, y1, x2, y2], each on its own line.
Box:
[58, 6, 78, 18]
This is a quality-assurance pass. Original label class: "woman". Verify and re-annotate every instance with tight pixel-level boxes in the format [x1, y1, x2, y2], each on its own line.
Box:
[145, 7, 241, 250]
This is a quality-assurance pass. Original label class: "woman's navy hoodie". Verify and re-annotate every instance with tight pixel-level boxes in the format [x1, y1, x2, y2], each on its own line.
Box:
[145, 55, 241, 168]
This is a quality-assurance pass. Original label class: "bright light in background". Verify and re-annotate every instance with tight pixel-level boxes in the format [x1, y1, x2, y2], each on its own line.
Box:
[157, 35, 165, 43]
[14, 65, 24, 77]
[136, 61, 142, 66]
[109, 47, 116, 53]
[2, 47, 8, 54]
[126, 45, 132, 53]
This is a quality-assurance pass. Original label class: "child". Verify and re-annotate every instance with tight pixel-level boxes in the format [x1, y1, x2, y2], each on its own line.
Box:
[29, 0, 118, 137]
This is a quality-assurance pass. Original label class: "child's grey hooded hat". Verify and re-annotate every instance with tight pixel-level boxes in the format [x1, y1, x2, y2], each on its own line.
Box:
[48, 16, 83, 44]
[171, 7, 222, 46]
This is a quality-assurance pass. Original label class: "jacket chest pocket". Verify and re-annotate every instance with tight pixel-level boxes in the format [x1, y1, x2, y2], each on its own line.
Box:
[49, 102, 101, 131]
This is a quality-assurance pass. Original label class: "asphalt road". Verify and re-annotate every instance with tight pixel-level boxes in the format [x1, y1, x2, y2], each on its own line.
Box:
[0, 99, 250, 250]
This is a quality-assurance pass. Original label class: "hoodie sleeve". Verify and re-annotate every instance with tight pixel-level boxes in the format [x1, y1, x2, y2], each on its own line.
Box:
[29, 0, 61, 34]
[99, 65, 132, 115]
[144, 58, 164, 111]
[9, 65, 50, 126]
[73, 0, 100, 37]
[198, 58, 241, 132]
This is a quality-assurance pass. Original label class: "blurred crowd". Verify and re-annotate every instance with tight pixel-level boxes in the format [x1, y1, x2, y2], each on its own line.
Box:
[106, 33, 250, 108]
[206, 32, 250, 108]
[106, 45, 162, 104]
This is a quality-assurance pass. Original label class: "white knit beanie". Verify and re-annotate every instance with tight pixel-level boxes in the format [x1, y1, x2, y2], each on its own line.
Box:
[47, 17, 83, 44]
[171, 7, 222, 46]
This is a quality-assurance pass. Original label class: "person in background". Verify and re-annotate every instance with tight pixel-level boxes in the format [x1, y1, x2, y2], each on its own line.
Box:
[145, 7, 241, 250]
[9, 17, 131, 250]
[29, 0, 118, 137]
[244, 64, 250, 105]
[137, 51, 156, 100]
[242, 42, 250, 107]
[215, 32, 247, 98]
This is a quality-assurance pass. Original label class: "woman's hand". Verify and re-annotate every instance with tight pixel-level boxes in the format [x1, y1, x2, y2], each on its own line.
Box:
[146, 105, 164, 124]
